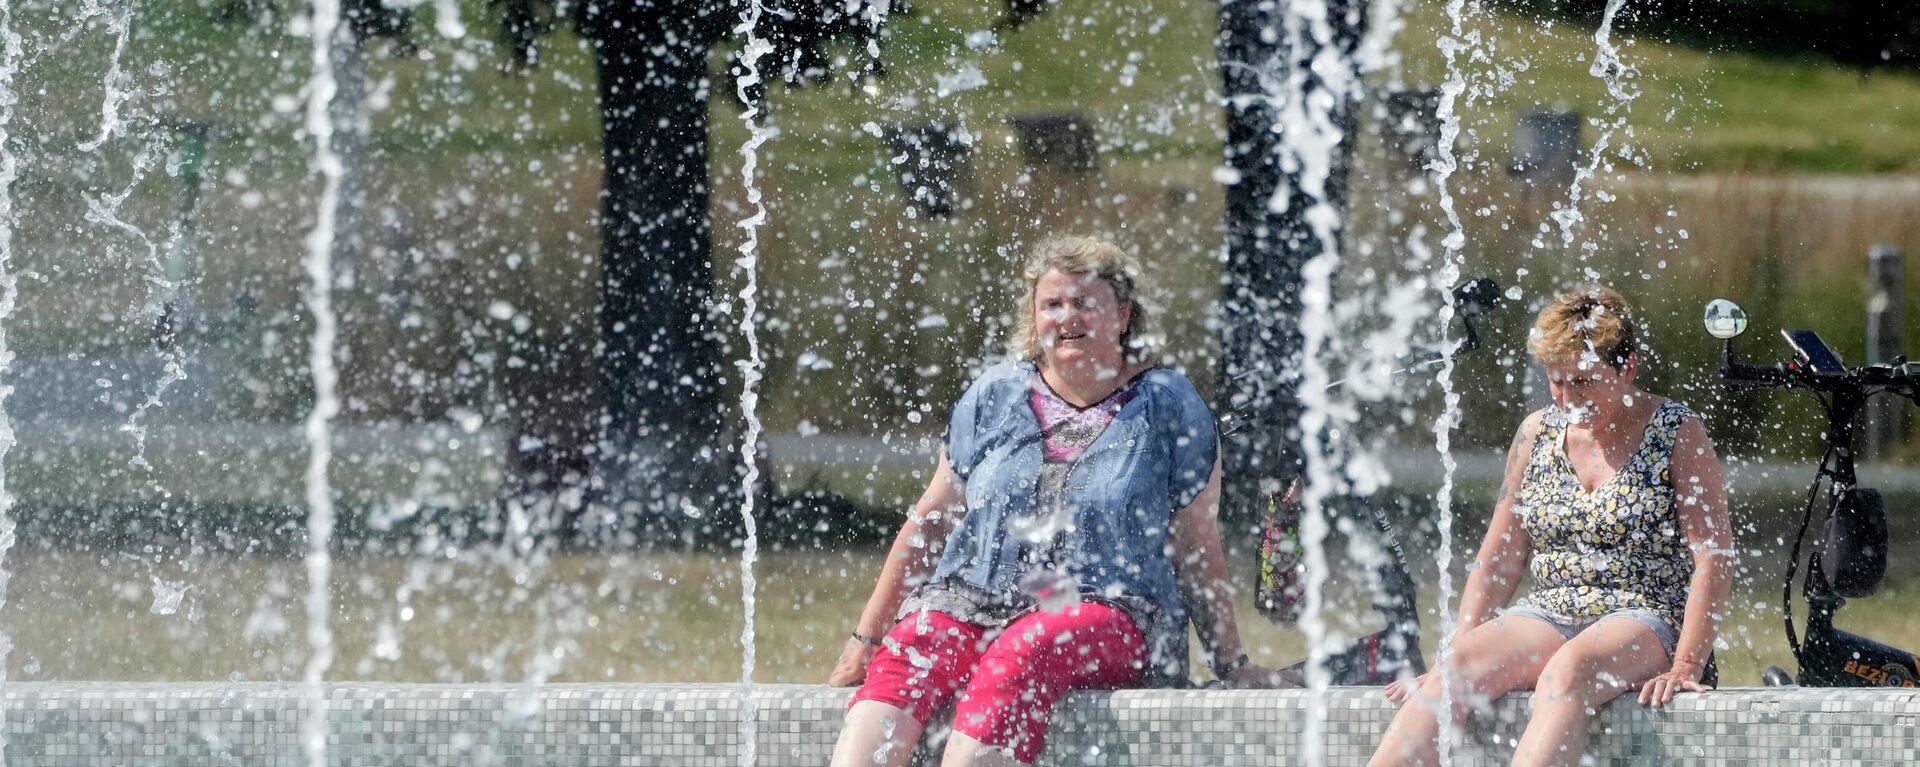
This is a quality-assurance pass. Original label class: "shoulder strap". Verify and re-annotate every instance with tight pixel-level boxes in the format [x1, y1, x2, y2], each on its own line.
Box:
[1654, 400, 1692, 440]
[1645, 400, 1692, 473]
[1527, 408, 1564, 471]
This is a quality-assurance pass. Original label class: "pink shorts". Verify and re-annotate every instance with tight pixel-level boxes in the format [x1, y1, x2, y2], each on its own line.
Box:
[849, 603, 1148, 764]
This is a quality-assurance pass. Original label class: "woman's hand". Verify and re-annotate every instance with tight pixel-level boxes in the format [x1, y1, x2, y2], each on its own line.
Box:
[1637, 662, 1710, 708]
[1223, 661, 1300, 690]
[833, 452, 962, 689]
[828, 636, 878, 687]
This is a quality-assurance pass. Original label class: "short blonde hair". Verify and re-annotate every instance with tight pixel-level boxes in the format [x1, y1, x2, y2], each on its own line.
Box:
[1012, 236, 1147, 362]
[1529, 286, 1638, 370]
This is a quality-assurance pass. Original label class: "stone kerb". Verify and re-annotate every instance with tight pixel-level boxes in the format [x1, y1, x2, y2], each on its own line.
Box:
[1, 683, 1917, 765]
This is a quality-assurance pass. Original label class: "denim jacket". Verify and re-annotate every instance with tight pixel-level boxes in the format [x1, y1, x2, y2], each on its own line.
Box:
[932, 359, 1219, 681]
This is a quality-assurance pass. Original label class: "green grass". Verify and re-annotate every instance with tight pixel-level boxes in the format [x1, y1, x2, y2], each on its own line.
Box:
[11, 539, 1913, 689]
[713, 0, 1920, 176]
[1391, 1, 1920, 173]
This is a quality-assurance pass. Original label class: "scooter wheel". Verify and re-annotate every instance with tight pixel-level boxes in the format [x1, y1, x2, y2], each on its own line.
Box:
[1762, 665, 1796, 687]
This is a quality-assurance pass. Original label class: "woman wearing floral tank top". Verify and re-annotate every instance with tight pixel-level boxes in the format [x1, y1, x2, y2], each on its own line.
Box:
[1371, 288, 1733, 767]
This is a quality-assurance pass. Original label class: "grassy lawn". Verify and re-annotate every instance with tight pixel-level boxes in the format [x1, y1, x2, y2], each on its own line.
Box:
[9, 541, 1912, 689]
[717, 0, 1920, 174]
[1391, 1, 1920, 173]
[3, 479, 1908, 688]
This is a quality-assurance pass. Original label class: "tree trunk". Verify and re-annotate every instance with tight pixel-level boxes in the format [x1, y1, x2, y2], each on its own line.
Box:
[1215, 0, 1365, 530]
[587, 3, 739, 546]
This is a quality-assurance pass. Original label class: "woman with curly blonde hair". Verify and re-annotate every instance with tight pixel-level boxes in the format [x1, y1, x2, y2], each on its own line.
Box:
[826, 235, 1278, 767]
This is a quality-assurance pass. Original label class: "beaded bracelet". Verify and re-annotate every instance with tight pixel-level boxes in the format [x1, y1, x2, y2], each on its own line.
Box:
[851, 631, 883, 648]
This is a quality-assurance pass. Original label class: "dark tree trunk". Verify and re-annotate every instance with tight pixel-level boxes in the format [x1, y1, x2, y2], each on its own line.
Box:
[1215, 0, 1365, 529]
[585, 2, 739, 545]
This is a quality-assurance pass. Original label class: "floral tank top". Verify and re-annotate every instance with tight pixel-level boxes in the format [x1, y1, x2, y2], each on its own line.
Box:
[1515, 399, 1696, 628]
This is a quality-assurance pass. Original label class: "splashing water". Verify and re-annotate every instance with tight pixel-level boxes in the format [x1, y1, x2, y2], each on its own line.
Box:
[300, 0, 348, 763]
[76, 134, 192, 476]
[858, 0, 889, 64]
[123, 352, 187, 474]
[1356, 0, 1407, 84]
[1552, 0, 1639, 260]
[500, 484, 555, 718]
[80, 142, 164, 286]
[1267, 1, 1363, 760]
[432, 0, 467, 40]
[0, 0, 23, 756]
[1017, 567, 1081, 613]
[1588, 0, 1637, 104]
[75, 0, 130, 153]
[1293, 245, 1340, 764]
[1427, 234, 1467, 761]
[872, 714, 899, 765]
[1428, 0, 1480, 762]
[731, 1, 774, 763]
[102, 140, 190, 476]
[85, 171, 168, 430]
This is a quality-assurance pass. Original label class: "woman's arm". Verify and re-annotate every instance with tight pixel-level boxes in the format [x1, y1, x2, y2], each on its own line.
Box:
[1639, 416, 1733, 706]
[827, 452, 967, 687]
[1171, 452, 1273, 683]
[1453, 412, 1544, 635]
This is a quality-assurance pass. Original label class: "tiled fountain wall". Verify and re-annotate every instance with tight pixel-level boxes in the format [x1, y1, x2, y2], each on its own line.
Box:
[3, 683, 1916, 765]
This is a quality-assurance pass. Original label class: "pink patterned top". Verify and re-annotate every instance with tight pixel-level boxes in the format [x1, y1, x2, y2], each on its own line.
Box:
[1031, 375, 1136, 461]
[894, 370, 1154, 637]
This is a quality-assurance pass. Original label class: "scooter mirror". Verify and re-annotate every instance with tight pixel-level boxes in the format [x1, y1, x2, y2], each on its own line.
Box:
[1703, 299, 1748, 340]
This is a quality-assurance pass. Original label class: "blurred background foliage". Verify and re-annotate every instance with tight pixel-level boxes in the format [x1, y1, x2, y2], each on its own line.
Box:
[8, 0, 1920, 686]
[12, 0, 1920, 522]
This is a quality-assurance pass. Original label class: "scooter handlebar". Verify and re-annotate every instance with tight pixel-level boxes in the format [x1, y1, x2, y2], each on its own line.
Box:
[1721, 359, 1797, 389]
[1722, 356, 1920, 403]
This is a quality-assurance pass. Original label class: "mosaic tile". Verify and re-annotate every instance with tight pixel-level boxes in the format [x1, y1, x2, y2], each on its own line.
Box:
[0, 684, 1916, 764]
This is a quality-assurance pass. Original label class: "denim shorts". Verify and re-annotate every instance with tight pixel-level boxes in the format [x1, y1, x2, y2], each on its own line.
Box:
[1496, 603, 1678, 659]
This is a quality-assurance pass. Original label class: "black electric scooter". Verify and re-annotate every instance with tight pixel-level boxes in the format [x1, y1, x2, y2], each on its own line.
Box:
[1705, 298, 1920, 687]
[1230, 277, 1504, 685]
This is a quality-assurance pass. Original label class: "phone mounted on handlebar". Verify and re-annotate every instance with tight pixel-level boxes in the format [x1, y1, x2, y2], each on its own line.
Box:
[1782, 330, 1848, 376]
[1707, 299, 1920, 687]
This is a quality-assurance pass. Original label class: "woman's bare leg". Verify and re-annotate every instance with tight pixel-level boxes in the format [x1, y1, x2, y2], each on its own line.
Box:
[939, 732, 1025, 767]
[830, 700, 925, 767]
[1368, 617, 1567, 767]
[1509, 618, 1670, 767]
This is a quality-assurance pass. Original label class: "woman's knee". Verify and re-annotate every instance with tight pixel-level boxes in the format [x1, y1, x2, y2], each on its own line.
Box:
[1533, 649, 1621, 702]
[1408, 672, 1507, 724]
[1438, 619, 1562, 699]
[951, 667, 1058, 764]
[852, 614, 990, 722]
[1421, 649, 1525, 703]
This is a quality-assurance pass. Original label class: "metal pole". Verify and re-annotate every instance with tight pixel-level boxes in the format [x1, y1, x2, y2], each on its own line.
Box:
[1864, 244, 1906, 460]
